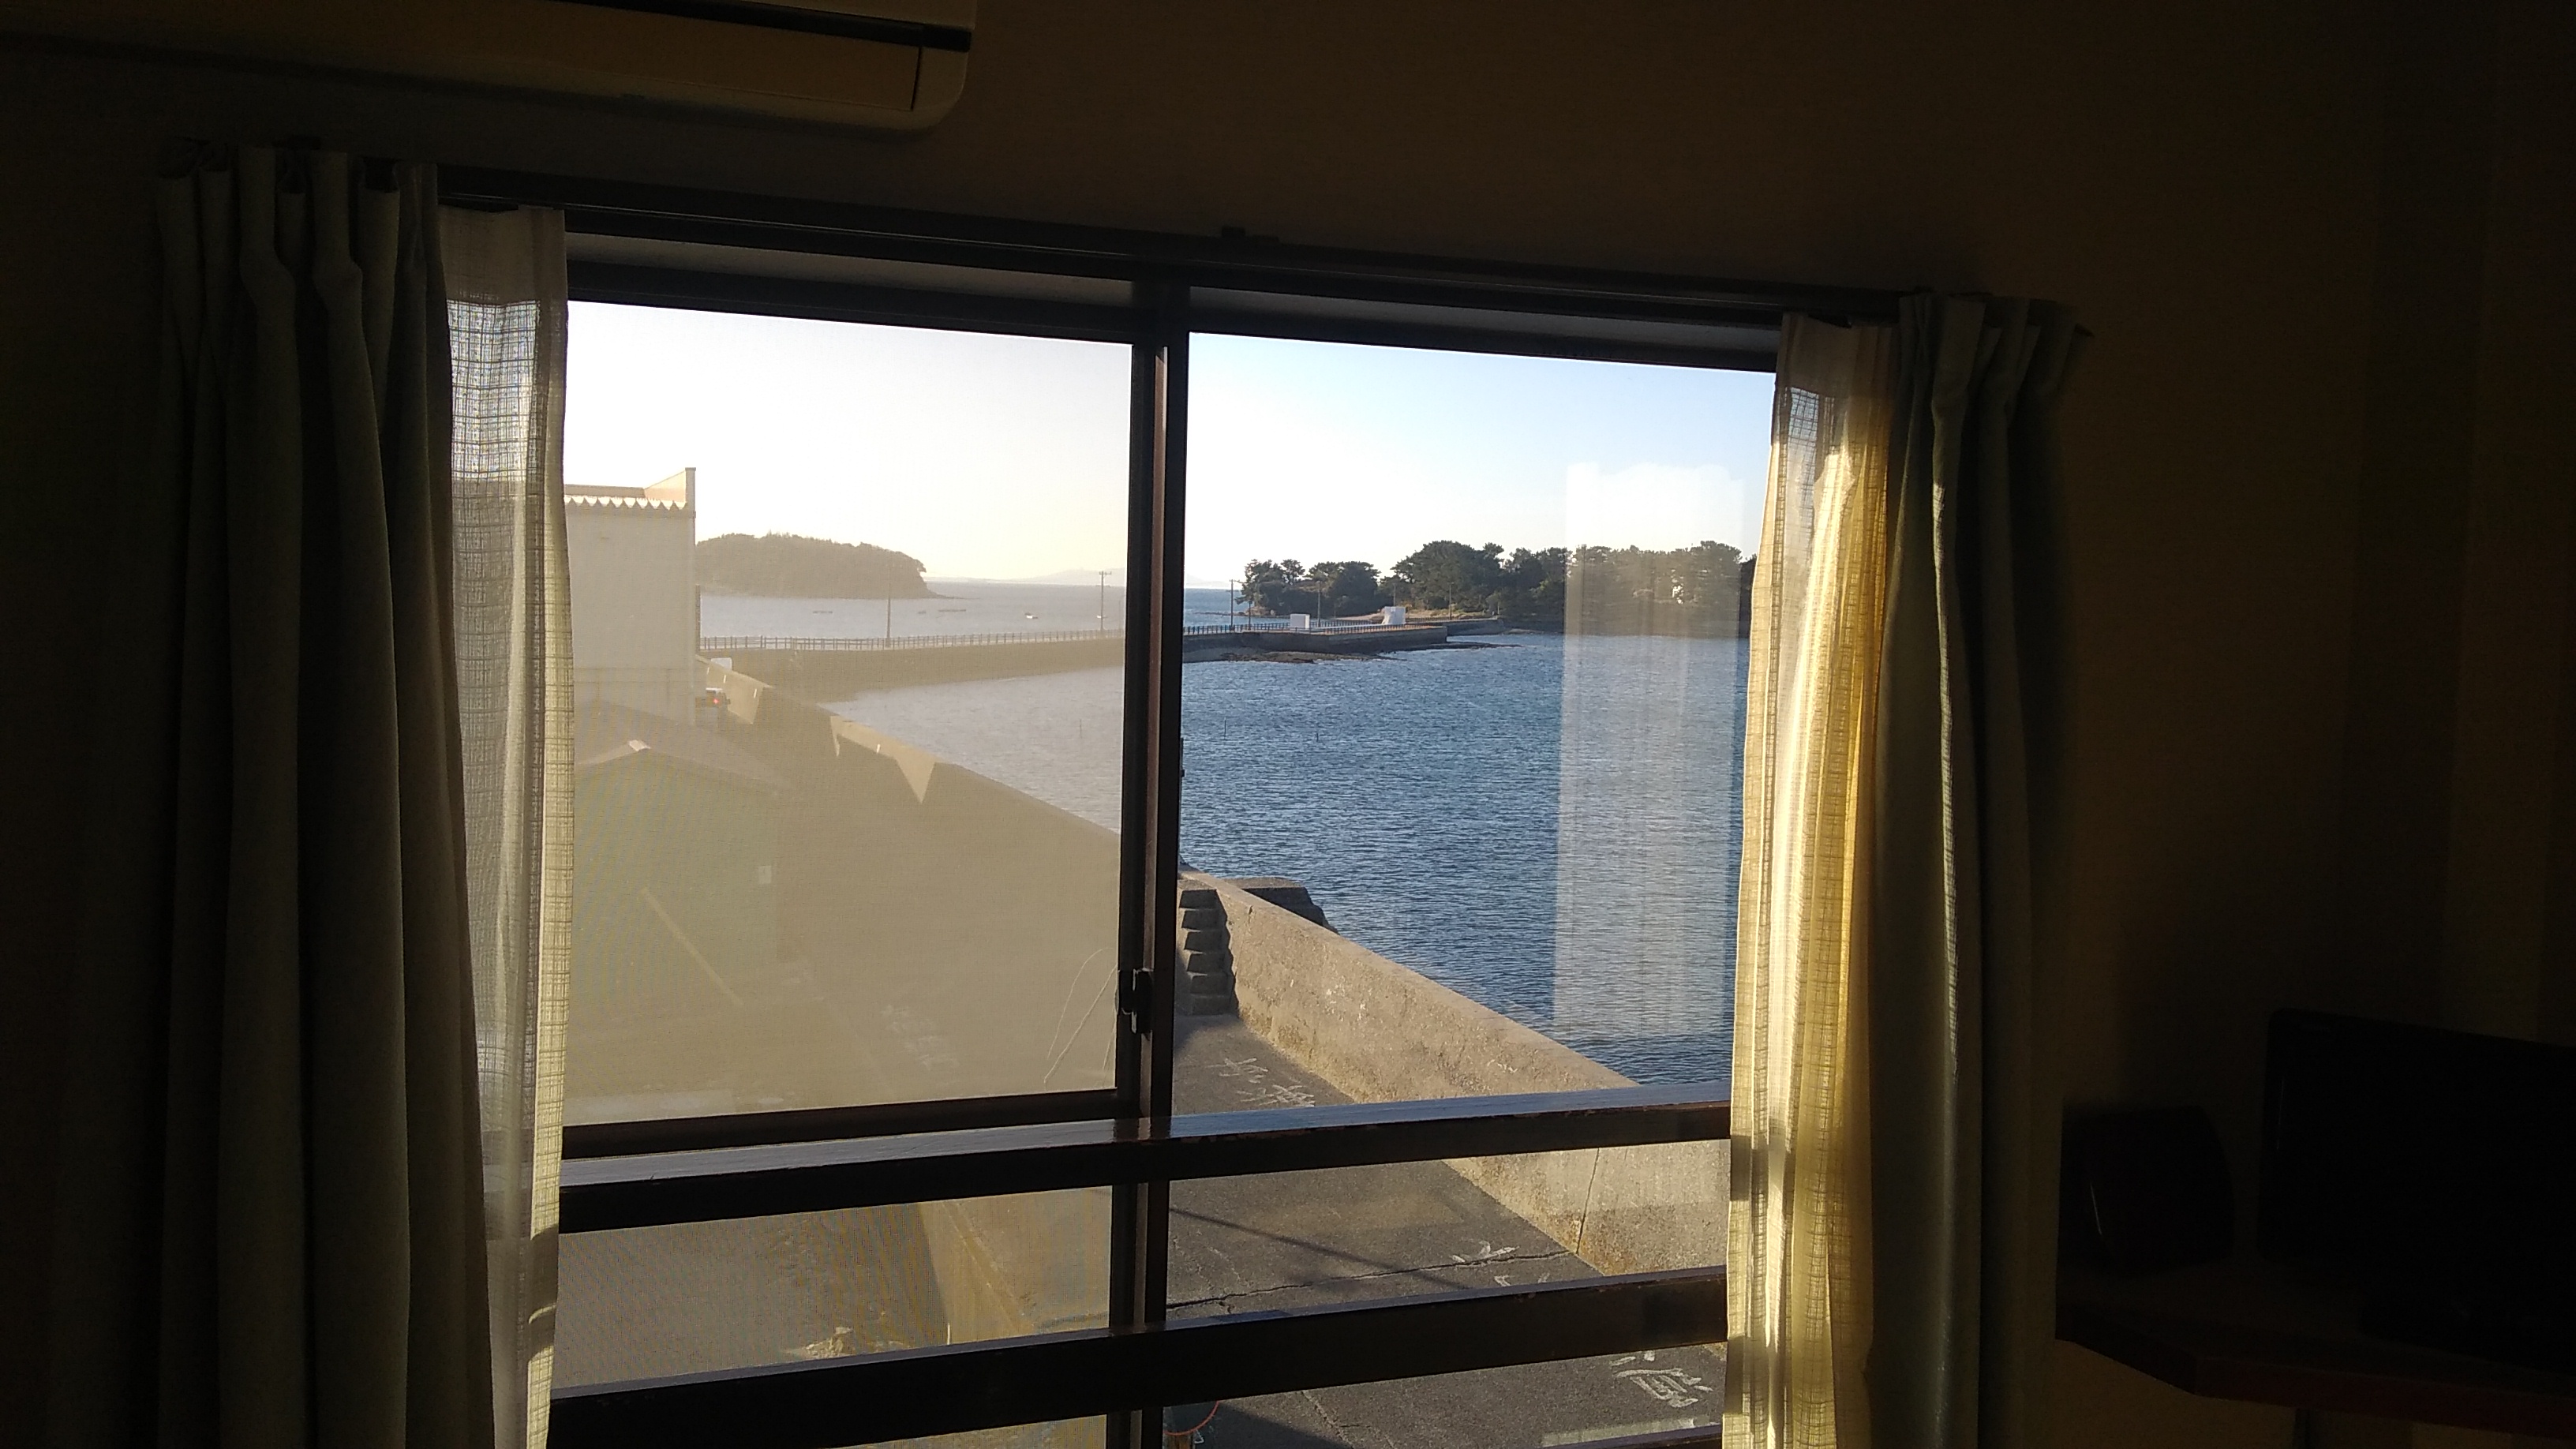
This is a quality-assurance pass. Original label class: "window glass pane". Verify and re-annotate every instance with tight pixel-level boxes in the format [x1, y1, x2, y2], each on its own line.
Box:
[1176, 335, 1768, 1107]
[1167, 335, 1745, 1378]
[1168, 1016, 1721, 1319]
[560, 303, 1130, 1125]
[555, 1189, 1110, 1386]
[1170, 1143, 1719, 1310]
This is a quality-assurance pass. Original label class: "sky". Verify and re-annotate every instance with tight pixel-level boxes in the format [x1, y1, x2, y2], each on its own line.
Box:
[1189, 333, 1771, 586]
[563, 302, 1774, 586]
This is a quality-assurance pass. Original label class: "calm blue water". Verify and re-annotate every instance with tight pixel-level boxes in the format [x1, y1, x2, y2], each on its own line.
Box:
[824, 593, 1745, 1086]
[1177, 593, 1743, 1086]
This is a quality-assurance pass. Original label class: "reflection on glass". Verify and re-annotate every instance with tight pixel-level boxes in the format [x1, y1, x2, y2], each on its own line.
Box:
[855, 1425, 1104, 1449]
[555, 1189, 1109, 1387]
[558, 304, 1132, 1125]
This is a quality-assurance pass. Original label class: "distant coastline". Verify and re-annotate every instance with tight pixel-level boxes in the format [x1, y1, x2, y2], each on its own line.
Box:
[696, 532, 942, 600]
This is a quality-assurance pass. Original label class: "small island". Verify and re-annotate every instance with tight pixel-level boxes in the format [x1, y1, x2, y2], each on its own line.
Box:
[695, 532, 939, 599]
[1238, 539, 1755, 637]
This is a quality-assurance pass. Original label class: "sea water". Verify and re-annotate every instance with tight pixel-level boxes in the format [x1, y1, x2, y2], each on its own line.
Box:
[802, 586, 1741, 1086]
[1181, 627, 1743, 1086]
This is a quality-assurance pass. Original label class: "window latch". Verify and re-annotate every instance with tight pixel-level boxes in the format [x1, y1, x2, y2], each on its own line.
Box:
[1118, 968, 1155, 1029]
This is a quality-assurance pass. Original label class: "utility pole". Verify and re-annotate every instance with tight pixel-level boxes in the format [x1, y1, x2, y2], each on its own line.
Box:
[883, 590, 891, 643]
[1098, 569, 1110, 635]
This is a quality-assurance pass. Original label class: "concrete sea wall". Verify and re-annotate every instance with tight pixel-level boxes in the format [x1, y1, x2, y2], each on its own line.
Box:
[1211, 876, 1727, 1277]
[717, 635, 1124, 695]
[578, 659, 1717, 1391]
[1181, 622, 1451, 656]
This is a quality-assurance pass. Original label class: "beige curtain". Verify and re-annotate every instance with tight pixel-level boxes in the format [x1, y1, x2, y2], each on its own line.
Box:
[49, 146, 495, 1449]
[46, 147, 572, 1449]
[1728, 298, 2082, 1449]
[442, 206, 573, 1449]
[1868, 296, 2082, 1449]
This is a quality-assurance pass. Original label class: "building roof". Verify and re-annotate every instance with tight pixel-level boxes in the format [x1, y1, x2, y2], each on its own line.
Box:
[564, 492, 687, 511]
[567, 468, 694, 511]
[575, 698, 786, 795]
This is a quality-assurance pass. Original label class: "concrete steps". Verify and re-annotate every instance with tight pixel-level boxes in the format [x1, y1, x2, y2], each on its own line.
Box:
[1177, 880, 1237, 1016]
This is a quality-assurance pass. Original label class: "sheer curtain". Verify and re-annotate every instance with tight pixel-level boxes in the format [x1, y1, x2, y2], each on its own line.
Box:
[46, 147, 571, 1449]
[1728, 299, 2081, 1449]
[1729, 315, 1896, 1449]
[442, 204, 575, 1449]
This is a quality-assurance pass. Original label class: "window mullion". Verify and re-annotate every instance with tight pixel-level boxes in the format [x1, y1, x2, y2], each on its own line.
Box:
[1108, 281, 1190, 1449]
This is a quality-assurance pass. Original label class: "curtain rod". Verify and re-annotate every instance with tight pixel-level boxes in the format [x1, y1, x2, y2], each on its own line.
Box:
[439, 165, 1904, 328]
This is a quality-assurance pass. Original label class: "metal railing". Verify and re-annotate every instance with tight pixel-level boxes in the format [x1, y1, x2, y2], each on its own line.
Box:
[698, 622, 1482, 648]
[559, 1085, 1726, 1230]
[700, 630, 1120, 653]
[1181, 618, 1469, 635]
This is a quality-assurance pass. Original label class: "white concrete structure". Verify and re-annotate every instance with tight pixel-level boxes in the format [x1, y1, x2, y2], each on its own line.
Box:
[1210, 876, 1723, 1277]
[567, 468, 700, 722]
[1381, 605, 1406, 625]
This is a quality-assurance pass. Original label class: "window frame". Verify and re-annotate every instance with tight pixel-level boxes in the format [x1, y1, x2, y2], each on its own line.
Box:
[449, 164, 1896, 1449]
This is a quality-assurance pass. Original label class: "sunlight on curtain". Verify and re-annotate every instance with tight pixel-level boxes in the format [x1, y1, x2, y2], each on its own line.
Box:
[1866, 297, 2083, 1449]
[443, 204, 573, 1449]
[1728, 315, 1894, 1449]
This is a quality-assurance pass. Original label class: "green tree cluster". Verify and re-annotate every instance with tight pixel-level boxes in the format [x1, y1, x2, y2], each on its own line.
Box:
[1384, 541, 1567, 624]
[1239, 538, 1754, 636]
[1240, 559, 1391, 617]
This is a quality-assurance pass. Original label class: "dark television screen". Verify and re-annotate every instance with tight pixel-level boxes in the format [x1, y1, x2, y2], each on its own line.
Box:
[2260, 1009, 2576, 1368]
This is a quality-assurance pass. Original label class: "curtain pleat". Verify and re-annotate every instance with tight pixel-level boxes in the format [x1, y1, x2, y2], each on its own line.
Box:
[48, 145, 569, 1449]
[1730, 298, 2080, 1449]
[391, 170, 500, 1449]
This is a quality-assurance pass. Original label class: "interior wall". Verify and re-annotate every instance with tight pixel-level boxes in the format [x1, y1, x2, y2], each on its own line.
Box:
[2331, 0, 2500, 1028]
[2436, 0, 2576, 1049]
[1, 2, 2563, 1443]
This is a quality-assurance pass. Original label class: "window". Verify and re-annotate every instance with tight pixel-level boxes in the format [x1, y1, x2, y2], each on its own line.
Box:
[447, 163, 1889, 1449]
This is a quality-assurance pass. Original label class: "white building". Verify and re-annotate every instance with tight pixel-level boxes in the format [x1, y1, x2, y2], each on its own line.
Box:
[566, 467, 699, 722]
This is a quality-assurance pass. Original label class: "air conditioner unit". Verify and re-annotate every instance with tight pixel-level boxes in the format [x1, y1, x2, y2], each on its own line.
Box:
[0, 0, 974, 131]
